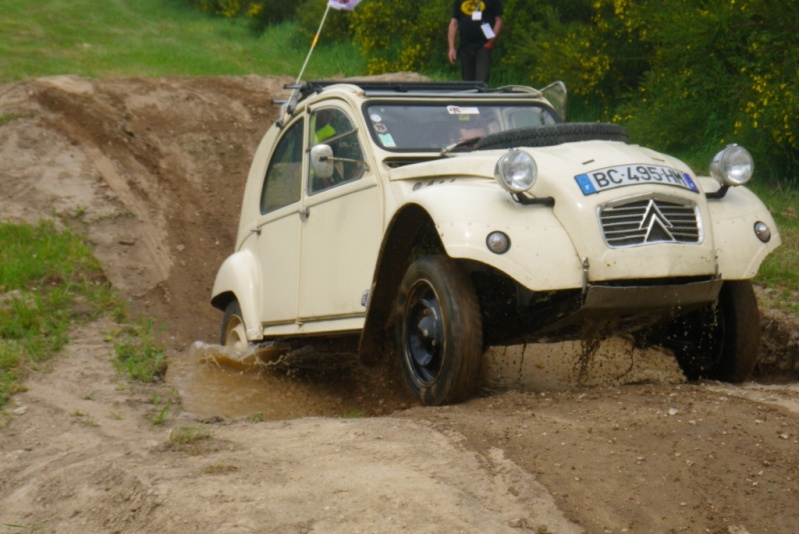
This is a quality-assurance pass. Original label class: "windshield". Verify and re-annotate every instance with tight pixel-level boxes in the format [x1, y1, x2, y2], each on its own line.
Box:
[363, 102, 559, 151]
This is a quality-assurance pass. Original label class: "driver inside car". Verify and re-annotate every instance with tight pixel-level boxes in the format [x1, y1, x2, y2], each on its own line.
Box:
[309, 108, 365, 192]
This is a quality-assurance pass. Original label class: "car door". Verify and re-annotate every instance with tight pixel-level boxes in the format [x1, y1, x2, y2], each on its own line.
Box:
[254, 117, 304, 327]
[296, 105, 382, 325]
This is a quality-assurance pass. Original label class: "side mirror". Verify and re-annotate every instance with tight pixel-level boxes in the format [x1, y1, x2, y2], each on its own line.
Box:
[540, 81, 567, 121]
[310, 144, 334, 180]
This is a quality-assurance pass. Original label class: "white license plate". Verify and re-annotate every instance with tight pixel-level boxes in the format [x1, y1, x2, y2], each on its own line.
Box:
[575, 164, 699, 195]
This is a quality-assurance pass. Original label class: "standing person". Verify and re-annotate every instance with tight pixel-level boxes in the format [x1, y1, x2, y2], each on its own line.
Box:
[448, 0, 503, 84]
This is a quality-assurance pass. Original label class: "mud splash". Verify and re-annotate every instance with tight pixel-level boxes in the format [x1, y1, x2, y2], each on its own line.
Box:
[482, 336, 686, 393]
[167, 337, 688, 420]
[166, 342, 411, 420]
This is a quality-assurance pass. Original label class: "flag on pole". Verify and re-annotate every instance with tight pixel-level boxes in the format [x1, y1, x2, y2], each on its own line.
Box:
[328, 0, 361, 10]
[293, 0, 362, 91]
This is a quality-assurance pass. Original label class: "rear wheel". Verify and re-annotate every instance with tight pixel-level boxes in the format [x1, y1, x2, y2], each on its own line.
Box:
[395, 256, 483, 406]
[221, 299, 249, 352]
[653, 281, 760, 382]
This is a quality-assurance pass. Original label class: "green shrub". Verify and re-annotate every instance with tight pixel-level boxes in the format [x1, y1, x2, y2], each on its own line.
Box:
[290, 0, 354, 49]
[606, 0, 799, 183]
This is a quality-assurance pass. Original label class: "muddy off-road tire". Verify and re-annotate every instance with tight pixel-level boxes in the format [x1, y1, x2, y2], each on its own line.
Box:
[475, 122, 628, 150]
[221, 299, 249, 352]
[395, 255, 483, 406]
[652, 281, 760, 382]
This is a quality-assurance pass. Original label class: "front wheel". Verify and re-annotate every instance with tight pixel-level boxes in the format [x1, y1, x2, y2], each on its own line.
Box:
[221, 299, 249, 352]
[395, 256, 483, 406]
[652, 281, 760, 382]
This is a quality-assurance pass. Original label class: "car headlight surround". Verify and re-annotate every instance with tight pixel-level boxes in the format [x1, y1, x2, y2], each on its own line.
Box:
[494, 148, 538, 193]
[710, 144, 754, 187]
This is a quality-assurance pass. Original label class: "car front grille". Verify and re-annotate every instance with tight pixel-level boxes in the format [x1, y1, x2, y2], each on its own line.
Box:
[599, 196, 701, 247]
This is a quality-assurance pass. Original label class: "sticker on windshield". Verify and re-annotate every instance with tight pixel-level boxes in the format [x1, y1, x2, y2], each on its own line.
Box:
[447, 105, 480, 115]
[370, 113, 382, 122]
[379, 133, 396, 147]
[575, 164, 699, 195]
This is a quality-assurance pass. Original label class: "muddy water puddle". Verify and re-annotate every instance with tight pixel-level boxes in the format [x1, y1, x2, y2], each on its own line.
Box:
[167, 336, 690, 420]
[166, 342, 410, 420]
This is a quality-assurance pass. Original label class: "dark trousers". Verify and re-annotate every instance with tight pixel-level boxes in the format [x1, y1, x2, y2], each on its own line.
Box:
[459, 46, 493, 83]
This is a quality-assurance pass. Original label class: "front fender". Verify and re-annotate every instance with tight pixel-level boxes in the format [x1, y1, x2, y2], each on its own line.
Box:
[211, 249, 262, 342]
[703, 181, 782, 279]
[405, 181, 584, 291]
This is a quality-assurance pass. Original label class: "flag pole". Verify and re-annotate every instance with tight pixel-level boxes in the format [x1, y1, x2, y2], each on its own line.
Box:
[280, 1, 358, 125]
[295, 2, 332, 85]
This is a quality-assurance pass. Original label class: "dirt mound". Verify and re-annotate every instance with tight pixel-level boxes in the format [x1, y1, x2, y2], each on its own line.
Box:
[1, 74, 290, 345]
[757, 308, 799, 379]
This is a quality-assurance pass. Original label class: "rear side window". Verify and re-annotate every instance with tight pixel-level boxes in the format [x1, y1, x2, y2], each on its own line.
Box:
[260, 120, 304, 213]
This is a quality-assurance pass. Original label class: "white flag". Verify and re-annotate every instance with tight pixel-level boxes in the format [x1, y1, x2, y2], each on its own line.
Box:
[328, 0, 361, 10]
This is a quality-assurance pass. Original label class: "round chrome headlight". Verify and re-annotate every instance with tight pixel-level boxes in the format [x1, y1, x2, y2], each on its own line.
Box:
[494, 148, 538, 193]
[710, 144, 754, 186]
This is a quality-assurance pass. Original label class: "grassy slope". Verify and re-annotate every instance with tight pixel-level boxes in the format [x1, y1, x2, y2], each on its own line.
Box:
[0, 221, 123, 405]
[0, 0, 365, 82]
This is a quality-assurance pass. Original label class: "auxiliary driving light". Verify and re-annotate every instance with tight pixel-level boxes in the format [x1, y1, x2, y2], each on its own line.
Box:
[495, 148, 538, 193]
[710, 144, 754, 186]
[754, 221, 772, 243]
[486, 231, 511, 254]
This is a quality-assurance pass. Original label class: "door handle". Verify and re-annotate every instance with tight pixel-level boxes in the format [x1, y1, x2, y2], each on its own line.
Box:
[299, 206, 310, 221]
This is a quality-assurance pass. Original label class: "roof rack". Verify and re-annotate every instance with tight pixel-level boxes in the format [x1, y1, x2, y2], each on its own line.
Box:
[296, 80, 490, 101]
[273, 80, 544, 128]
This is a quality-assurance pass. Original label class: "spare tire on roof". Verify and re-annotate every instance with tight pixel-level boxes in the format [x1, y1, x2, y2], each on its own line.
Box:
[475, 122, 628, 150]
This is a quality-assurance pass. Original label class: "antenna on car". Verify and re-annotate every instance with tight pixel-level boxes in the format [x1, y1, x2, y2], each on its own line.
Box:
[277, 0, 362, 127]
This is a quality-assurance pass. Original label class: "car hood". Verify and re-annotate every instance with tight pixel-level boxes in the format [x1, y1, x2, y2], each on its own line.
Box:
[387, 140, 730, 283]
[386, 140, 696, 188]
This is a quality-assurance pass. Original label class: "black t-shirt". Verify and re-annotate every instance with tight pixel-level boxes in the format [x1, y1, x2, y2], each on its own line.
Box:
[451, 0, 503, 52]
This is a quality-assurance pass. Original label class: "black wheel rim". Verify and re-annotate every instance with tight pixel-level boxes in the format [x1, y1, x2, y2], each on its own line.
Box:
[403, 280, 444, 385]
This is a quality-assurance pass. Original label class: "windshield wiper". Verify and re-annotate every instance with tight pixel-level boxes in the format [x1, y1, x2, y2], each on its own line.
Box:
[439, 136, 482, 156]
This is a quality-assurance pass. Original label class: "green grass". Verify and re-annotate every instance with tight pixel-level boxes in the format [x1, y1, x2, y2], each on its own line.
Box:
[111, 318, 167, 383]
[0, 0, 365, 83]
[150, 394, 173, 425]
[167, 423, 213, 451]
[0, 114, 17, 127]
[0, 220, 125, 406]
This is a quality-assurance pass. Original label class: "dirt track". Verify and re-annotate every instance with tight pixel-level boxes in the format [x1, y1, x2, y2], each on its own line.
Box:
[1, 75, 798, 533]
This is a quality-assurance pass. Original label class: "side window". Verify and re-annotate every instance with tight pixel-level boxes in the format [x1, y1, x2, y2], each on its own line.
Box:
[309, 108, 365, 193]
[260, 119, 304, 213]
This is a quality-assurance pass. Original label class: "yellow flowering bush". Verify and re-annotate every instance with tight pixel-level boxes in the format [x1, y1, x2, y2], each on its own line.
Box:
[351, 1, 449, 75]
[612, 0, 798, 179]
